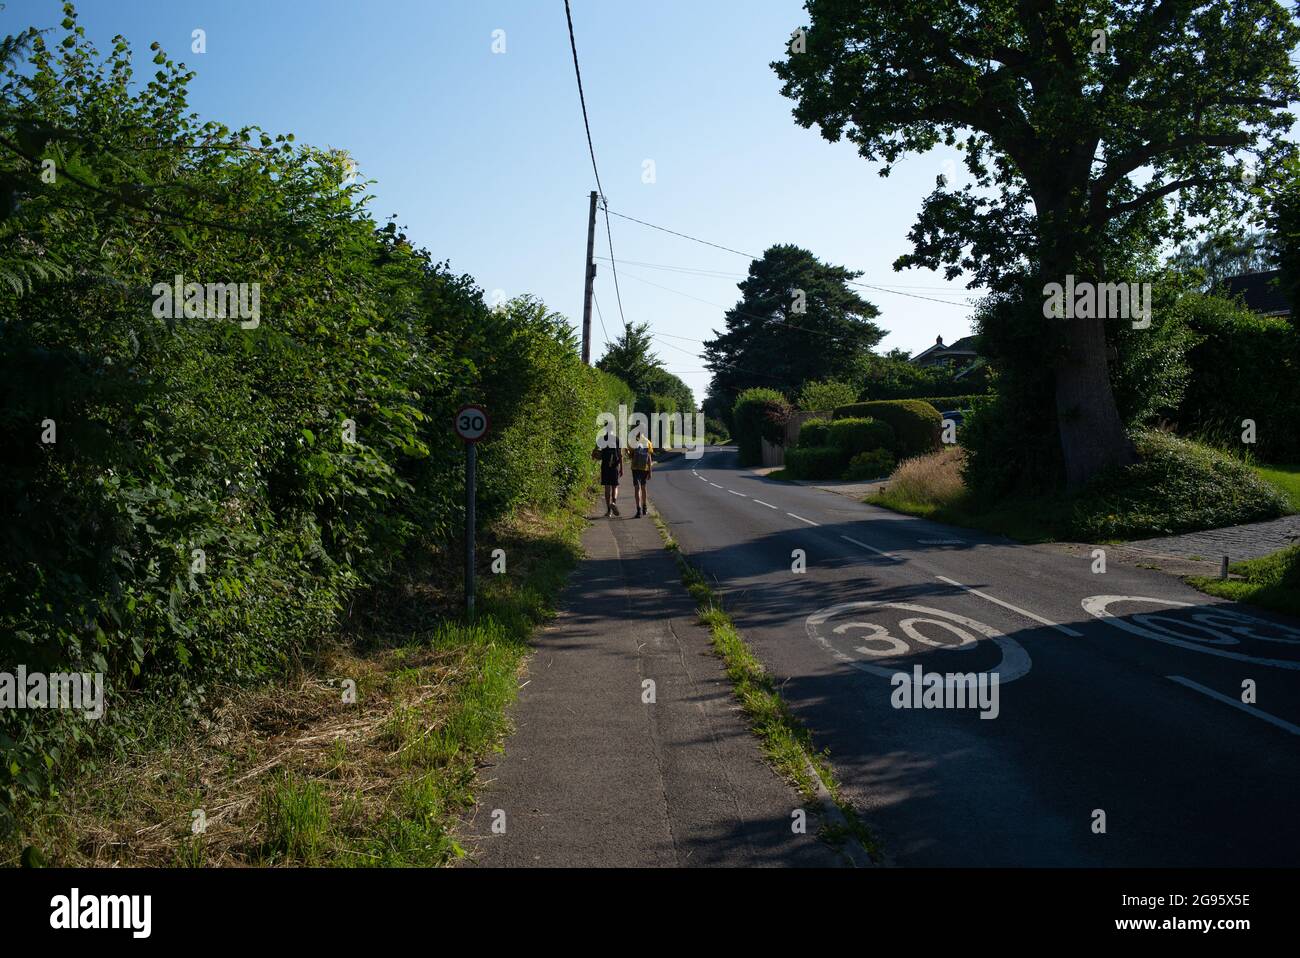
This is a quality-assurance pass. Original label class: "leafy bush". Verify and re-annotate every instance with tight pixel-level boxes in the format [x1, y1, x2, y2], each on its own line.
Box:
[783, 445, 844, 480]
[704, 417, 730, 444]
[912, 395, 988, 411]
[0, 15, 631, 819]
[846, 449, 895, 480]
[797, 378, 858, 411]
[827, 417, 894, 456]
[797, 418, 831, 447]
[1070, 432, 1288, 540]
[833, 400, 941, 458]
[732, 388, 791, 466]
[1176, 292, 1300, 463]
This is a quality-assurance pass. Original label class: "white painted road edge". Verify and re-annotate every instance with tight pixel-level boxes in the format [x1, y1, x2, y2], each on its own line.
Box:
[937, 575, 1084, 637]
[1167, 675, 1300, 736]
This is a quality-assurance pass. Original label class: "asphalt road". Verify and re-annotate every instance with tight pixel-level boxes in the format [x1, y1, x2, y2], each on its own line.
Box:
[652, 446, 1300, 866]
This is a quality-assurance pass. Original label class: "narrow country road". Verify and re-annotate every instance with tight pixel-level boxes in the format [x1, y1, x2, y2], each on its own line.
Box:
[653, 446, 1300, 866]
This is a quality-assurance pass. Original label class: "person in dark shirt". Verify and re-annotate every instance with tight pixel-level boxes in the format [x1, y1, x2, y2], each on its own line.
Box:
[594, 426, 623, 516]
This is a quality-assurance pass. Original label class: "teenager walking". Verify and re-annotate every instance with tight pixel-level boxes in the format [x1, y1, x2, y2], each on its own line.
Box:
[628, 428, 654, 518]
[595, 427, 623, 516]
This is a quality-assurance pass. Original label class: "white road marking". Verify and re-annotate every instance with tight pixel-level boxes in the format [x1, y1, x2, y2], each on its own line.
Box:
[938, 575, 1083, 637]
[806, 600, 1032, 684]
[753, 499, 778, 509]
[1167, 675, 1300, 736]
[728, 489, 747, 497]
[840, 535, 900, 562]
[709, 482, 723, 488]
[788, 513, 819, 526]
[1083, 595, 1300, 669]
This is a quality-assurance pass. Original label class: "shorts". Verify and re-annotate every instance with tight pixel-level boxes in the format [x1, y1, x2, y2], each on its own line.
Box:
[600, 466, 620, 486]
[631, 470, 649, 487]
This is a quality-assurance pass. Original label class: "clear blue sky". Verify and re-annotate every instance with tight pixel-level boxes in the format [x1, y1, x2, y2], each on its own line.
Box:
[9, 0, 985, 404]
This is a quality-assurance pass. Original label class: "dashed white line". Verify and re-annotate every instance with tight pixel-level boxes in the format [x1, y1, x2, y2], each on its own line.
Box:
[1168, 675, 1300, 736]
[787, 512, 818, 526]
[839, 535, 899, 561]
[753, 499, 778, 509]
[936, 575, 1083, 637]
[709, 482, 723, 488]
[728, 489, 747, 497]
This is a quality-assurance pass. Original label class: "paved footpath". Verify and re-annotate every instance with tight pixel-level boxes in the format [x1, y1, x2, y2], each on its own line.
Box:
[460, 501, 839, 867]
[1128, 514, 1300, 563]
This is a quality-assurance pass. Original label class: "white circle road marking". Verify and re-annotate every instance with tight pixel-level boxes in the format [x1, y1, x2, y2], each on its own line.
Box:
[806, 601, 1031, 684]
[1081, 595, 1300, 670]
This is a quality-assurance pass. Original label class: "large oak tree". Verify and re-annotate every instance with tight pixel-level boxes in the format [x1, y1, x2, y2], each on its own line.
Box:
[775, 0, 1300, 487]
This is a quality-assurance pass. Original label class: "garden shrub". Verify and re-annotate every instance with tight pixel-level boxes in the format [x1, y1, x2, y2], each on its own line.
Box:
[846, 449, 895, 480]
[732, 388, 791, 466]
[783, 445, 844, 480]
[833, 400, 941, 458]
[827, 417, 894, 457]
[797, 418, 831, 447]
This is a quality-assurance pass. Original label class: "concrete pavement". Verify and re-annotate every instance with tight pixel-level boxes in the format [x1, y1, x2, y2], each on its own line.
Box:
[461, 497, 840, 867]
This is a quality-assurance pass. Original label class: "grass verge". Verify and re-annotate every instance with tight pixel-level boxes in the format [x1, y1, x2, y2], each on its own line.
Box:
[651, 513, 879, 862]
[1187, 543, 1300, 618]
[3, 501, 587, 867]
[1253, 463, 1300, 513]
[868, 436, 1289, 544]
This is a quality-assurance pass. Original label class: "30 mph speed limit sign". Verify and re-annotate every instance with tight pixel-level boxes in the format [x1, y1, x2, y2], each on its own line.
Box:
[453, 405, 490, 443]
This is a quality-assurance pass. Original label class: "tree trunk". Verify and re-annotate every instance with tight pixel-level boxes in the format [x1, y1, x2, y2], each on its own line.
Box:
[1054, 312, 1137, 489]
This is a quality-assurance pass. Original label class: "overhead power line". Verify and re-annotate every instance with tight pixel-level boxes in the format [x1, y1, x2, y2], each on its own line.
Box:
[563, 1, 629, 329]
[603, 205, 980, 308]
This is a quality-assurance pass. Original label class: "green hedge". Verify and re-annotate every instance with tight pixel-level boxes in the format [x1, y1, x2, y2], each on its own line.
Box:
[797, 418, 832, 447]
[0, 18, 633, 817]
[733, 388, 791, 466]
[833, 400, 942, 458]
[827, 417, 895, 457]
[1176, 294, 1300, 463]
[784, 446, 845, 480]
[913, 395, 986, 412]
[846, 449, 896, 480]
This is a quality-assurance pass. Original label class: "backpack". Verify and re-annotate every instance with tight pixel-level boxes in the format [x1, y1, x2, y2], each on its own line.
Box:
[631, 443, 651, 471]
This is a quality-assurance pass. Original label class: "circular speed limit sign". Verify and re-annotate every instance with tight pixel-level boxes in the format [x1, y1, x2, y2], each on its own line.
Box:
[453, 404, 490, 443]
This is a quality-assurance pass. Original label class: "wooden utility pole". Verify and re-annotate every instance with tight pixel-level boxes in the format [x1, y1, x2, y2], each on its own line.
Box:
[581, 190, 598, 365]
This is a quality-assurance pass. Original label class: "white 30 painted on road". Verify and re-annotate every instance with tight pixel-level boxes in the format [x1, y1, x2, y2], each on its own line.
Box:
[1081, 595, 1300, 670]
[806, 601, 1032, 684]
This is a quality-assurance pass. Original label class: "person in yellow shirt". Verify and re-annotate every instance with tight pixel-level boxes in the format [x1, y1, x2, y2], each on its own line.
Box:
[626, 427, 654, 518]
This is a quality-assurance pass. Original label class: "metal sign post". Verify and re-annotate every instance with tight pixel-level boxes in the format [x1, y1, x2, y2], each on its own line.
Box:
[453, 404, 490, 619]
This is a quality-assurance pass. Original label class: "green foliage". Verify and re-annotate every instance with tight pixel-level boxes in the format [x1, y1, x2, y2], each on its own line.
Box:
[783, 445, 844, 480]
[846, 448, 895, 481]
[597, 322, 695, 418]
[826, 417, 894, 457]
[732, 388, 791, 466]
[912, 394, 989, 411]
[774, 0, 1300, 488]
[797, 418, 831, 447]
[833, 400, 940, 458]
[704, 244, 882, 410]
[1069, 432, 1288, 540]
[0, 14, 625, 820]
[859, 350, 985, 401]
[703, 416, 730, 444]
[1175, 292, 1300, 462]
[1190, 543, 1300, 618]
[797, 378, 857, 411]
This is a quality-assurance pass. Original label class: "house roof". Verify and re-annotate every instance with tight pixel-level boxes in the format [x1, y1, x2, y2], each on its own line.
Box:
[1218, 269, 1290, 317]
[910, 333, 981, 365]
